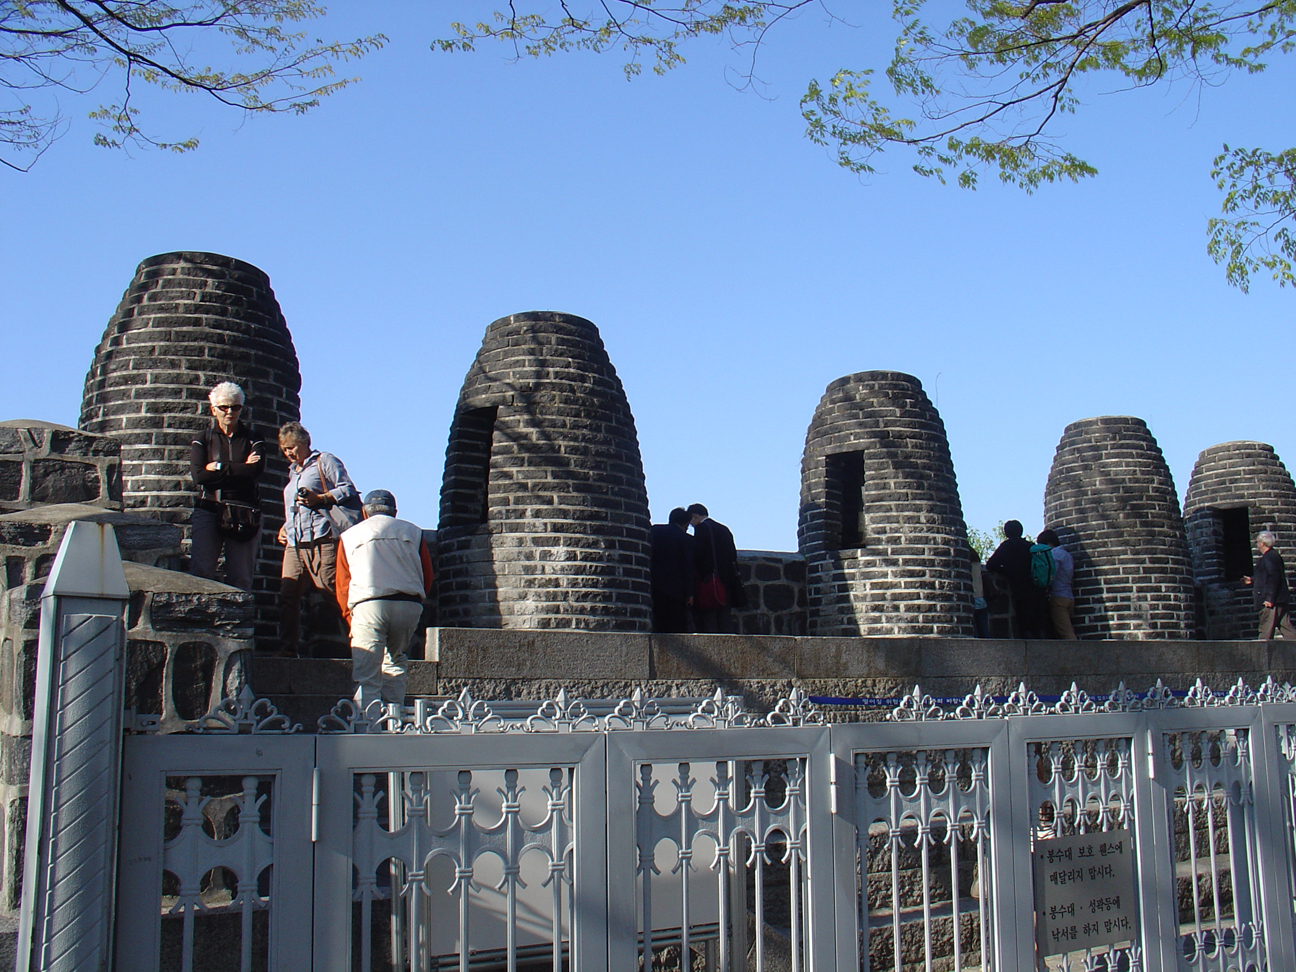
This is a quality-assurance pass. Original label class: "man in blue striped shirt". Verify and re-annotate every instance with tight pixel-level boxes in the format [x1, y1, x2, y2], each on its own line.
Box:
[276, 421, 360, 657]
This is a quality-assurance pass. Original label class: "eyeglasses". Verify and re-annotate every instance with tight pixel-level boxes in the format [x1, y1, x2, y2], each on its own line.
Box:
[214, 404, 243, 412]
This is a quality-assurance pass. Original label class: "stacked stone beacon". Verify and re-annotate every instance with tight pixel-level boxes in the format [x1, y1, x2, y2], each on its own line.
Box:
[1044, 416, 1193, 638]
[437, 311, 652, 631]
[1184, 441, 1296, 640]
[797, 371, 972, 637]
[79, 252, 302, 638]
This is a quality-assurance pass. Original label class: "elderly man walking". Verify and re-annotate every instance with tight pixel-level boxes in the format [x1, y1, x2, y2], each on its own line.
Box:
[1244, 530, 1296, 640]
[334, 490, 433, 709]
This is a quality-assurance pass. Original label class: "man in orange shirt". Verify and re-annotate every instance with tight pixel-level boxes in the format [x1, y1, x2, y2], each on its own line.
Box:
[335, 490, 434, 710]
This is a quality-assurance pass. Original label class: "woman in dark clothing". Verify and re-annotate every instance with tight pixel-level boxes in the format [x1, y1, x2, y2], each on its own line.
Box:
[188, 381, 266, 591]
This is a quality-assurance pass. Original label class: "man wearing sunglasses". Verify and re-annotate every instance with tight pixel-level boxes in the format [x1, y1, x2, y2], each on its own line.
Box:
[188, 381, 266, 591]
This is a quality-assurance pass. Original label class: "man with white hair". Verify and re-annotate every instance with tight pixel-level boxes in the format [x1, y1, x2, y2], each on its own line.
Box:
[188, 381, 265, 591]
[334, 490, 433, 709]
[1243, 530, 1296, 639]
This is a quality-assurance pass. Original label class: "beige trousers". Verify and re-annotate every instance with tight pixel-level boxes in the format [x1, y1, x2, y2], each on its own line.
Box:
[349, 598, 421, 710]
[1049, 596, 1077, 640]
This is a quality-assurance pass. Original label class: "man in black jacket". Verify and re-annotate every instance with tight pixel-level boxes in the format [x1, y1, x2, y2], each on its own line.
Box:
[688, 503, 746, 633]
[650, 507, 695, 632]
[986, 519, 1045, 638]
[1243, 530, 1296, 639]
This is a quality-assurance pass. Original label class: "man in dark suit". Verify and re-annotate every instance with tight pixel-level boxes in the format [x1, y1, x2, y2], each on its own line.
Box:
[1244, 530, 1296, 639]
[650, 507, 696, 632]
[688, 503, 745, 633]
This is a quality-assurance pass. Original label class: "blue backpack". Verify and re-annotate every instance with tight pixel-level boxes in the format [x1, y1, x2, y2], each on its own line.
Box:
[1030, 544, 1057, 589]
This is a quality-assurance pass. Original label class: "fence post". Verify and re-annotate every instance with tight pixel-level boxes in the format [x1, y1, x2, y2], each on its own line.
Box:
[16, 521, 130, 972]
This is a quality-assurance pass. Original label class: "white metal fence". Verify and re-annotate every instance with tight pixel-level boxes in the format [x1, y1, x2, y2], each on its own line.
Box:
[104, 678, 1296, 972]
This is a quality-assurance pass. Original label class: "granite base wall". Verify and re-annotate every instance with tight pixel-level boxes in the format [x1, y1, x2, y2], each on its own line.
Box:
[251, 627, 1296, 729]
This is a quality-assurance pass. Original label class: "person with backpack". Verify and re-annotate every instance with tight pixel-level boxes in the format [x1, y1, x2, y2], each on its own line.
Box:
[1035, 529, 1076, 639]
[276, 421, 361, 657]
[986, 520, 1046, 638]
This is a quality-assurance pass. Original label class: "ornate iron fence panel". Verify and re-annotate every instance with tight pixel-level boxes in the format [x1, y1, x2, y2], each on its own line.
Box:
[116, 734, 316, 972]
[829, 718, 1016, 972]
[604, 725, 836, 972]
[313, 731, 607, 972]
[1005, 711, 1161, 972]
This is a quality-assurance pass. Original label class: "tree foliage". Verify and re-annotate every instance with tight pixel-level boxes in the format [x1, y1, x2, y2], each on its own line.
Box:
[1, 1, 385, 171]
[438, 0, 1295, 291]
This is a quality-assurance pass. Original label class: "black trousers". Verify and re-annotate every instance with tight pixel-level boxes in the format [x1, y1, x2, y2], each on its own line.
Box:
[652, 593, 691, 633]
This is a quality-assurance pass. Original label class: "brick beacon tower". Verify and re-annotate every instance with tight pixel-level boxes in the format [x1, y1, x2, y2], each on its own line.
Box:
[1044, 416, 1193, 638]
[437, 311, 652, 630]
[79, 252, 302, 644]
[797, 371, 973, 637]
[1184, 441, 1296, 640]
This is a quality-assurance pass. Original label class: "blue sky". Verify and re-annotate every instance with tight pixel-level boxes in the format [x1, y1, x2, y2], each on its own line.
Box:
[2, 3, 1291, 551]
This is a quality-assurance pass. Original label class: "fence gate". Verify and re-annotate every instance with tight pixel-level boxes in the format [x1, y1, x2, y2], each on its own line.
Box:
[106, 686, 1296, 972]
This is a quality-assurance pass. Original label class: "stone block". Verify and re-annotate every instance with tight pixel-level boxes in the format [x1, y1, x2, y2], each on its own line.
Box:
[796, 638, 924, 679]
[919, 639, 1028, 679]
[652, 634, 796, 680]
[0, 464, 18, 504]
[433, 627, 650, 680]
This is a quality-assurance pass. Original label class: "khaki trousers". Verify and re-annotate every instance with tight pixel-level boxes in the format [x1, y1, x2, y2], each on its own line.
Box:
[279, 541, 341, 656]
[1049, 596, 1077, 640]
[349, 598, 421, 711]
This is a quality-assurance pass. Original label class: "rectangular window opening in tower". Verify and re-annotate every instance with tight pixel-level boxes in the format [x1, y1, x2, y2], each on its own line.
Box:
[826, 451, 866, 550]
[1216, 506, 1252, 581]
[445, 406, 498, 526]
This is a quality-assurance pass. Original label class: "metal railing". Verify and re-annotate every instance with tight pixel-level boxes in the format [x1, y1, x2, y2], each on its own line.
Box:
[104, 677, 1296, 971]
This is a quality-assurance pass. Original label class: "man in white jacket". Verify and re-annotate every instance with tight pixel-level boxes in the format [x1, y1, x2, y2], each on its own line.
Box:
[334, 490, 434, 710]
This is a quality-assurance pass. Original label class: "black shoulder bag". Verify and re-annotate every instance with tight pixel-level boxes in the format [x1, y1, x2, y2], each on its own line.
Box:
[213, 431, 262, 542]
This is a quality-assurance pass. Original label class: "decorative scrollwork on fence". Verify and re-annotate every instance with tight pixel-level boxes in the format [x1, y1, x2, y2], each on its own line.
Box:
[891, 684, 946, 722]
[604, 687, 671, 731]
[526, 689, 601, 733]
[188, 686, 301, 734]
[765, 687, 825, 727]
[413, 689, 507, 734]
[952, 683, 1002, 720]
[884, 675, 1296, 723]
[685, 688, 757, 729]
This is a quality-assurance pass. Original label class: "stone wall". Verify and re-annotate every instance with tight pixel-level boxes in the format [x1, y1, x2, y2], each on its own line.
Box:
[253, 627, 1296, 729]
[1184, 441, 1296, 640]
[735, 551, 808, 635]
[1044, 416, 1194, 639]
[798, 372, 972, 637]
[0, 422, 122, 515]
[436, 311, 652, 631]
[79, 252, 302, 647]
[0, 504, 252, 916]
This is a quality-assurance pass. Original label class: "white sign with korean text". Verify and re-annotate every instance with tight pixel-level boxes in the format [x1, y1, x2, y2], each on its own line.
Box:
[1033, 828, 1138, 957]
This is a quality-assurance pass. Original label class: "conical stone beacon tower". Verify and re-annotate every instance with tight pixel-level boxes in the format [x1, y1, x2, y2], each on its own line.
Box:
[1184, 441, 1296, 640]
[1043, 416, 1193, 639]
[797, 371, 973, 637]
[437, 311, 652, 630]
[80, 252, 301, 639]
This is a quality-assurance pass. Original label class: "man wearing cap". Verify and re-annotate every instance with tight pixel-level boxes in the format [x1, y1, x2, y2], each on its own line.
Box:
[334, 490, 434, 710]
